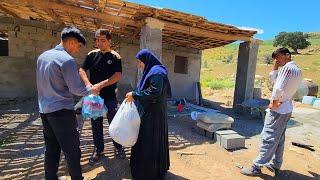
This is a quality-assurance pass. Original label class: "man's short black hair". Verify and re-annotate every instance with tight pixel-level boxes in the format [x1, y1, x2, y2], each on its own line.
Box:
[95, 29, 111, 40]
[61, 27, 86, 45]
[272, 47, 291, 59]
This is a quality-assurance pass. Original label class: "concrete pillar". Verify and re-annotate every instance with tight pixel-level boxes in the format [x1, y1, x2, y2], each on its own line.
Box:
[140, 17, 164, 61]
[136, 17, 164, 85]
[233, 41, 259, 107]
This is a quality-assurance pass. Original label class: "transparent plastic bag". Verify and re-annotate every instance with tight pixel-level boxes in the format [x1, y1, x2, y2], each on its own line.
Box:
[82, 94, 107, 120]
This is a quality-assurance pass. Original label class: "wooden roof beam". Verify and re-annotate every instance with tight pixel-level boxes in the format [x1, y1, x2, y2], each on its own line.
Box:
[97, 0, 106, 12]
[164, 21, 258, 43]
[1, 0, 141, 27]
[0, 4, 27, 18]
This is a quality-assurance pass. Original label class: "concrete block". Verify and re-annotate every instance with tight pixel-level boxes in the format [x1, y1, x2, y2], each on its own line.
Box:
[221, 134, 245, 150]
[30, 20, 47, 29]
[46, 22, 64, 31]
[36, 47, 50, 55]
[302, 96, 316, 105]
[9, 50, 24, 57]
[15, 32, 30, 40]
[313, 98, 320, 108]
[29, 33, 49, 41]
[24, 52, 36, 60]
[8, 31, 17, 38]
[20, 26, 37, 34]
[0, 16, 14, 24]
[216, 130, 237, 145]
[13, 18, 33, 26]
[36, 28, 51, 35]
[0, 23, 14, 31]
[21, 45, 35, 53]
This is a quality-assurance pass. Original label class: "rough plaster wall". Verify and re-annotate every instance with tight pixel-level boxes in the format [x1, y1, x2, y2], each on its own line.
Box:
[117, 41, 201, 100]
[0, 57, 36, 98]
[0, 17, 201, 100]
[163, 47, 201, 100]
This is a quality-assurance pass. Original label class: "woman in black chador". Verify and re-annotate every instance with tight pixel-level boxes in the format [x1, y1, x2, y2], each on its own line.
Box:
[126, 49, 171, 180]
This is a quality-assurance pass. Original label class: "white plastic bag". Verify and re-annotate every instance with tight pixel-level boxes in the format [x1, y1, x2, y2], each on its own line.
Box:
[109, 100, 141, 147]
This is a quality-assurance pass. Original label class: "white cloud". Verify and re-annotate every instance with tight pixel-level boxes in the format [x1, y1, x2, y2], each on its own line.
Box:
[237, 26, 264, 34]
[150, 5, 163, 9]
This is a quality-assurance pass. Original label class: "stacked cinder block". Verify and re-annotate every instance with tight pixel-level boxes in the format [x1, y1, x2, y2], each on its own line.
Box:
[193, 111, 245, 150]
[194, 111, 234, 139]
[216, 130, 245, 150]
[0, 16, 95, 62]
[0, 16, 96, 98]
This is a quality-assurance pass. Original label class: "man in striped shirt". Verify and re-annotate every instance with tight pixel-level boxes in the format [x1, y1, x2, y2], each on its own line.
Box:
[241, 48, 302, 176]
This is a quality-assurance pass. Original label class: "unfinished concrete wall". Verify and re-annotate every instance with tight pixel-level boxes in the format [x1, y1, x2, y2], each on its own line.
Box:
[117, 42, 201, 100]
[0, 16, 201, 100]
[0, 57, 36, 98]
[0, 16, 95, 98]
[163, 47, 201, 100]
[0, 17, 59, 98]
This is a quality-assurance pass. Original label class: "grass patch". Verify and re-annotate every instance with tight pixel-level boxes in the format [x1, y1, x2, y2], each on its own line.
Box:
[201, 78, 234, 90]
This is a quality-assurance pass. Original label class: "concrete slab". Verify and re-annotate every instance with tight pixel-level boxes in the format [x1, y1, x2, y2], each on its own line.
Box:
[196, 121, 232, 133]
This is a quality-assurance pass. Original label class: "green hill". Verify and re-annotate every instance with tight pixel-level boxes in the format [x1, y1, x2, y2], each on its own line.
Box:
[201, 32, 320, 96]
[202, 32, 320, 63]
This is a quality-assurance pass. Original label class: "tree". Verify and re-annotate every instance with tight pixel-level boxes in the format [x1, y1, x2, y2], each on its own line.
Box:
[273, 32, 311, 54]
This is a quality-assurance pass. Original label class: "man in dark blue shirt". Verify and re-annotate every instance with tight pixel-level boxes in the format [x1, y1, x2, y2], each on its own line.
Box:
[37, 27, 95, 180]
[79, 29, 124, 164]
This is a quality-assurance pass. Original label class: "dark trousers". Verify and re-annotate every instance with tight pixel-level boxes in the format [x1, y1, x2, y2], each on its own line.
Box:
[41, 109, 83, 180]
[91, 99, 122, 153]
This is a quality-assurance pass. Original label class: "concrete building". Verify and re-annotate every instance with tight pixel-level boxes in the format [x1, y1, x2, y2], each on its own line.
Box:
[0, 0, 259, 107]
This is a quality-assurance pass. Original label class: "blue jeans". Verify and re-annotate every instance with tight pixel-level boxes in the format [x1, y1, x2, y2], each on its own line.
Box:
[253, 110, 291, 169]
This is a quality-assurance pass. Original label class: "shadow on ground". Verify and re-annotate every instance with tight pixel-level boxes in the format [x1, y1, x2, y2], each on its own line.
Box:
[0, 99, 212, 179]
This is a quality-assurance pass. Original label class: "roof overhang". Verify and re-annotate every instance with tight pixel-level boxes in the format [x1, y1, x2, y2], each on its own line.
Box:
[0, 0, 259, 50]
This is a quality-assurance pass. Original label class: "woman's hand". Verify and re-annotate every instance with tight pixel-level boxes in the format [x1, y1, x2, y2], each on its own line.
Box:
[126, 92, 134, 103]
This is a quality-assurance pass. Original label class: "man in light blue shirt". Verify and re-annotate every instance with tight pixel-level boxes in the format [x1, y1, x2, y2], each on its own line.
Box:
[36, 27, 97, 180]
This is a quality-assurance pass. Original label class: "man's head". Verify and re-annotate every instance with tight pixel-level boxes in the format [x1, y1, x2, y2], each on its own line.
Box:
[272, 47, 292, 66]
[61, 27, 86, 55]
[94, 29, 111, 51]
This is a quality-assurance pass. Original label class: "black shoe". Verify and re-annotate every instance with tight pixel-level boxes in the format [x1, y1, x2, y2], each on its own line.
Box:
[265, 164, 279, 175]
[240, 165, 262, 176]
[115, 148, 126, 159]
[89, 151, 101, 165]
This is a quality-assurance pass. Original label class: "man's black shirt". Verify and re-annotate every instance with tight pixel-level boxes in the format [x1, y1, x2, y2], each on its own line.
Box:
[82, 49, 122, 100]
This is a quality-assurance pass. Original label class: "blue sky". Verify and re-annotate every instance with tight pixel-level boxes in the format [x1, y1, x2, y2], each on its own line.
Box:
[128, 0, 320, 40]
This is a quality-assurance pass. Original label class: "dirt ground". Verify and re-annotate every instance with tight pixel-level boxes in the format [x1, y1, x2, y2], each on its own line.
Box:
[0, 98, 319, 180]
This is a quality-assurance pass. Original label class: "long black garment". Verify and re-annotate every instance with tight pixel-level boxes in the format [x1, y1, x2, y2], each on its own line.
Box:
[130, 74, 170, 180]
